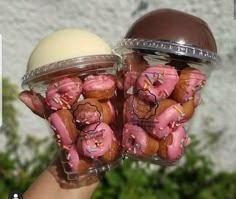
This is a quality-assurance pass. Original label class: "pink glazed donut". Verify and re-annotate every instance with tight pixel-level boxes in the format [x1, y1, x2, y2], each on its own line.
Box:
[64, 145, 80, 172]
[83, 75, 116, 100]
[49, 110, 78, 149]
[77, 122, 113, 159]
[144, 100, 185, 139]
[136, 65, 179, 102]
[46, 77, 82, 110]
[158, 125, 187, 162]
[122, 123, 159, 157]
[172, 67, 206, 103]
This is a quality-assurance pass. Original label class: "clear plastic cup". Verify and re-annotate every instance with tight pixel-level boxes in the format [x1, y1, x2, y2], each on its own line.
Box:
[114, 39, 220, 165]
[22, 55, 123, 180]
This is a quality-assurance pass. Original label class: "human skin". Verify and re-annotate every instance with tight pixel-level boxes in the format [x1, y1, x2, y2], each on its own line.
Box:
[24, 156, 101, 199]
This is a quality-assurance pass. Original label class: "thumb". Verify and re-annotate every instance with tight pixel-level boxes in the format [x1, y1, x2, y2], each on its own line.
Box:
[19, 90, 46, 118]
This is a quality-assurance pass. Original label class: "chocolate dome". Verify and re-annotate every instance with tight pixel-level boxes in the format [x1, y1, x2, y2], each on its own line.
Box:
[125, 9, 217, 52]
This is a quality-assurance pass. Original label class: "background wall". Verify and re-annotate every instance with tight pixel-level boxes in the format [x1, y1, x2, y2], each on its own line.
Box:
[1, 0, 236, 171]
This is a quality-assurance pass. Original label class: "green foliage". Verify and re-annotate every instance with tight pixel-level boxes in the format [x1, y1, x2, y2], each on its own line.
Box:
[93, 138, 236, 199]
[1, 78, 236, 199]
[0, 78, 57, 198]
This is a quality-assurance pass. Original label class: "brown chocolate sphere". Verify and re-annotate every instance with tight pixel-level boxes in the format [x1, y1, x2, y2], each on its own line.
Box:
[125, 9, 217, 52]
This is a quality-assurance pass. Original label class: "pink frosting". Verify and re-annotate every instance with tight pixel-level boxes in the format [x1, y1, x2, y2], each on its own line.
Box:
[50, 112, 74, 147]
[178, 69, 206, 103]
[65, 145, 80, 172]
[46, 77, 82, 110]
[73, 102, 102, 126]
[167, 125, 186, 162]
[124, 71, 139, 95]
[78, 122, 113, 158]
[137, 65, 179, 102]
[145, 103, 184, 139]
[122, 123, 149, 156]
[83, 75, 115, 93]
[123, 96, 156, 124]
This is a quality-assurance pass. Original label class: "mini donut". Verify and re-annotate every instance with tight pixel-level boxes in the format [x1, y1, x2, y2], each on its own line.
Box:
[46, 76, 82, 110]
[99, 135, 121, 163]
[144, 99, 185, 139]
[123, 95, 157, 124]
[181, 99, 195, 122]
[99, 99, 116, 125]
[136, 65, 179, 102]
[122, 123, 159, 157]
[158, 125, 186, 162]
[49, 109, 78, 148]
[72, 98, 103, 127]
[82, 75, 116, 100]
[64, 145, 94, 172]
[172, 67, 206, 103]
[77, 122, 113, 159]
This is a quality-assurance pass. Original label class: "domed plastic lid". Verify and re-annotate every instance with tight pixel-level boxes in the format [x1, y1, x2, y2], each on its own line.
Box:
[115, 9, 220, 64]
[21, 54, 119, 89]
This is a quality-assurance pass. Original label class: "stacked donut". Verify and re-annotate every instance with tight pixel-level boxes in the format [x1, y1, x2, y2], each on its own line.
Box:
[122, 59, 206, 163]
[45, 74, 121, 173]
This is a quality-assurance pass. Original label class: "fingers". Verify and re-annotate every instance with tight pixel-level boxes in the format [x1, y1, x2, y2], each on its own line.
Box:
[19, 90, 45, 118]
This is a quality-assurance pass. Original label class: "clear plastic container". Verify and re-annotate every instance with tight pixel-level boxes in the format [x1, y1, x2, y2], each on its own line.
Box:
[22, 55, 123, 180]
[114, 39, 220, 165]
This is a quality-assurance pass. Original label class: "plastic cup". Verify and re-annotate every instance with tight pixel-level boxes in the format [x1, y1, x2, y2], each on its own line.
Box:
[22, 54, 124, 180]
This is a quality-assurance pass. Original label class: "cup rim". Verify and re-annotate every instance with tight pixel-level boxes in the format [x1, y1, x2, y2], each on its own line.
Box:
[21, 54, 120, 89]
[113, 38, 220, 64]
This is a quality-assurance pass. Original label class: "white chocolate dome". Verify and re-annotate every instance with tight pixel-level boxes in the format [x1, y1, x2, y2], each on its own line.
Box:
[27, 29, 111, 71]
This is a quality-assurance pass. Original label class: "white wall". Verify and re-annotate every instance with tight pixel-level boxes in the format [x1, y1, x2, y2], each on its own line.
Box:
[1, 0, 236, 171]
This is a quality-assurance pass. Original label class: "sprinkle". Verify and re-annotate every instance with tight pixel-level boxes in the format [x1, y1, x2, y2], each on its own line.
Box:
[144, 82, 149, 90]
[76, 120, 81, 123]
[51, 125, 56, 131]
[56, 134, 60, 139]
[61, 94, 71, 102]
[145, 73, 154, 85]
[86, 148, 97, 153]
[52, 98, 59, 104]
[173, 105, 184, 115]
[63, 145, 70, 150]
[171, 122, 176, 128]
[157, 78, 163, 84]
[159, 127, 163, 130]
[67, 153, 71, 160]
[130, 134, 136, 139]
[162, 89, 169, 97]
[133, 147, 137, 154]
[60, 97, 69, 105]
[54, 82, 59, 88]
[51, 107, 58, 111]
[64, 93, 73, 99]
[58, 99, 63, 105]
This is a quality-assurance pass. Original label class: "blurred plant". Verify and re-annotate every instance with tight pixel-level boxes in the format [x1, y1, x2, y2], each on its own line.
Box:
[0, 78, 57, 198]
[1, 78, 236, 199]
[93, 137, 236, 199]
